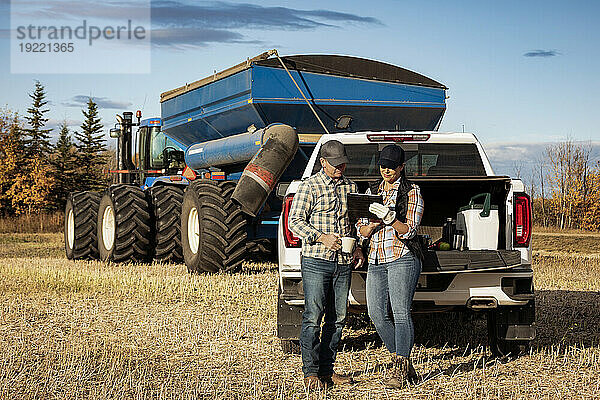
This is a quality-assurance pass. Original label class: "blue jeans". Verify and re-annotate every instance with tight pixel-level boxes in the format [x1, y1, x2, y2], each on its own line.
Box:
[300, 257, 351, 378]
[366, 253, 421, 357]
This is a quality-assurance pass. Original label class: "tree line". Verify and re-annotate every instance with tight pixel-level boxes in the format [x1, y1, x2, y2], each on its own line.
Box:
[1, 81, 598, 232]
[0, 81, 113, 216]
[523, 140, 600, 231]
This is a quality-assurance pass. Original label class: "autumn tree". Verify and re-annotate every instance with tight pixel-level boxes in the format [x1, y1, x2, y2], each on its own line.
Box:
[8, 156, 56, 214]
[545, 139, 599, 230]
[6, 81, 57, 214]
[0, 109, 24, 215]
[581, 163, 600, 231]
[546, 140, 572, 228]
[534, 155, 547, 227]
[75, 98, 110, 191]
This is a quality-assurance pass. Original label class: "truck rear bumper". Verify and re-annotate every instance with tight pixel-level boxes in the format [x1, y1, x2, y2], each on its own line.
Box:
[349, 269, 532, 307]
[279, 267, 533, 308]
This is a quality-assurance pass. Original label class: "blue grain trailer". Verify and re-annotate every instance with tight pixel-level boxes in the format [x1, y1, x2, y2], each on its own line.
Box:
[64, 50, 447, 273]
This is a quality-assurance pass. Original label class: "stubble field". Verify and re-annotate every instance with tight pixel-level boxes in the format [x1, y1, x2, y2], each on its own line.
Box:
[0, 231, 599, 399]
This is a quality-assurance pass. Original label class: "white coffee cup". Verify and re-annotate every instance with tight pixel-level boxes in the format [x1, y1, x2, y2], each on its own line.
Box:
[341, 237, 356, 253]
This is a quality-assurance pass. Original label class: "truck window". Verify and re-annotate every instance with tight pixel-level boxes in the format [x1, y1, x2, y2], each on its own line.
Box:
[418, 144, 486, 176]
[312, 143, 485, 177]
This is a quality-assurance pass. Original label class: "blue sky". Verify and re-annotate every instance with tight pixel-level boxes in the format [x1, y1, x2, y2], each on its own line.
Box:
[1, 0, 599, 176]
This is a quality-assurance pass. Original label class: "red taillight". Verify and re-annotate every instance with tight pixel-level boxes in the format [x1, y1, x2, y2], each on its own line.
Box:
[367, 133, 431, 142]
[514, 193, 531, 247]
[282, 195, 301, 248]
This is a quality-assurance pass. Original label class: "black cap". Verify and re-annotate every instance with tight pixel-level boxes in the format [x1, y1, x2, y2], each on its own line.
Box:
[378, 144, 405, 169]
[320, 140, 349, 166]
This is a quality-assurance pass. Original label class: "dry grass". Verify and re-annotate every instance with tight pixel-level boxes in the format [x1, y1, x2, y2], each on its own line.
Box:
[0, 212, 63, 234]
[0, 233, 64, 258]
[534, 225, 600, 236]
[533, 232, 600, 256]
[0, 232, 599, 399]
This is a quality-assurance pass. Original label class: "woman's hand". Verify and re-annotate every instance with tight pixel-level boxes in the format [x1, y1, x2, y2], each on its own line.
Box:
[359, 222, 381, 238]
[352, 248, 365, 269]
[369, 203, 397, 225]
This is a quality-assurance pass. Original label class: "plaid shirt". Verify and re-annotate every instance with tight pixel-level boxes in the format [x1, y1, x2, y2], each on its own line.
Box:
[356, 180, 424, 264]
[288, 170, 358, 263]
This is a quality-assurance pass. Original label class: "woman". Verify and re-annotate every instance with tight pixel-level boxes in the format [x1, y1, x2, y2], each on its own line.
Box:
[356, 144, 424, 389]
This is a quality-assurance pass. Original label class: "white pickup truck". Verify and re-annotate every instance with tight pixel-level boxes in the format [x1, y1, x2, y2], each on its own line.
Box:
[277, 131, 535, 357]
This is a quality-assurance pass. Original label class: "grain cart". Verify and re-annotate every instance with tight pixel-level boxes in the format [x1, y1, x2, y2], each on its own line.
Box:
[64, 50, 448, 274]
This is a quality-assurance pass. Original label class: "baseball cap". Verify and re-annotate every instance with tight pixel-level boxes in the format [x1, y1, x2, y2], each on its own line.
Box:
[378, 144, 405, 169]
[320, 140, 349, 166]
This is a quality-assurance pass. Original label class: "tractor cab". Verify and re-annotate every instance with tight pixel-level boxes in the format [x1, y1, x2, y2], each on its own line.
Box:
[111, 112, 186, 185]
[135, 118, 186, 178]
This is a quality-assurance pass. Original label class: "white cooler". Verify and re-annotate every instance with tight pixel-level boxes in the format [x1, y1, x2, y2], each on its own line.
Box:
[455, 193, 499, 250]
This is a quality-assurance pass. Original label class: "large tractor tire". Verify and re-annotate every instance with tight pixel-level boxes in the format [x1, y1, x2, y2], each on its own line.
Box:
[148, 185, 184, 263]
[97, 185, 152, 263]
[181, 180, 247, 273]
[64, 191, 101, 260]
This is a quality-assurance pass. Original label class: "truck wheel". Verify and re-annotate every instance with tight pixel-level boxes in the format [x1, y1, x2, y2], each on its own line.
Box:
[487, 301, 535, 358]
[181, 180, 247, 273]
[64, 191, 101, 260]
[97, 185, 152, 263]
[149, 185, 184, 263]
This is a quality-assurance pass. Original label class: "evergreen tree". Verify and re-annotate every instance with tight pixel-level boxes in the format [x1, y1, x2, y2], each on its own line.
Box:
[23, 81, 52, 157]
[50, 121, 78, 208]
[75, 98, 109, 191]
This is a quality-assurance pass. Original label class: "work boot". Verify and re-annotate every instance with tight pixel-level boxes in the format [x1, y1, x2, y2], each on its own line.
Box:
[407, 360, 418, 384]
[304, 375, 325, 391]
[384, 355, 413, 389]
[319, 372, 354, 387]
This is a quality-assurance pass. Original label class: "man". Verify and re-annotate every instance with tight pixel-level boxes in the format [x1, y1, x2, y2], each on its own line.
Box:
[288, 139, 365, 390]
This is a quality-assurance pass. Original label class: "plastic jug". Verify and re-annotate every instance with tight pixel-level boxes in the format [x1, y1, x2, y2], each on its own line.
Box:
[455, 193, 499, 250]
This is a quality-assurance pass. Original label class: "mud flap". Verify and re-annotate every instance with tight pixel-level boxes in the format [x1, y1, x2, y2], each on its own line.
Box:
[277, 287, 304, 340]
[492, 300, 536, 341]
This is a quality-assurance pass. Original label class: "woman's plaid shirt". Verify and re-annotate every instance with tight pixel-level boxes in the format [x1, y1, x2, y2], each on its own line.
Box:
[356, 180, 424, 264]
[288, 170, 358, 263]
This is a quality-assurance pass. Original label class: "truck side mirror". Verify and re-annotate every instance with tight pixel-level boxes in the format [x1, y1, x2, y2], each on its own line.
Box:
[110, 127, 121, 138]
[275, 183, 290, 199]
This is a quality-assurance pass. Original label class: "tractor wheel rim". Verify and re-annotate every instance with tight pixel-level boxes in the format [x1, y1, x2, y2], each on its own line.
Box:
[67, 209, 75, 249]
[102, 205, 116, 251]
[188, 207, 199, 254]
